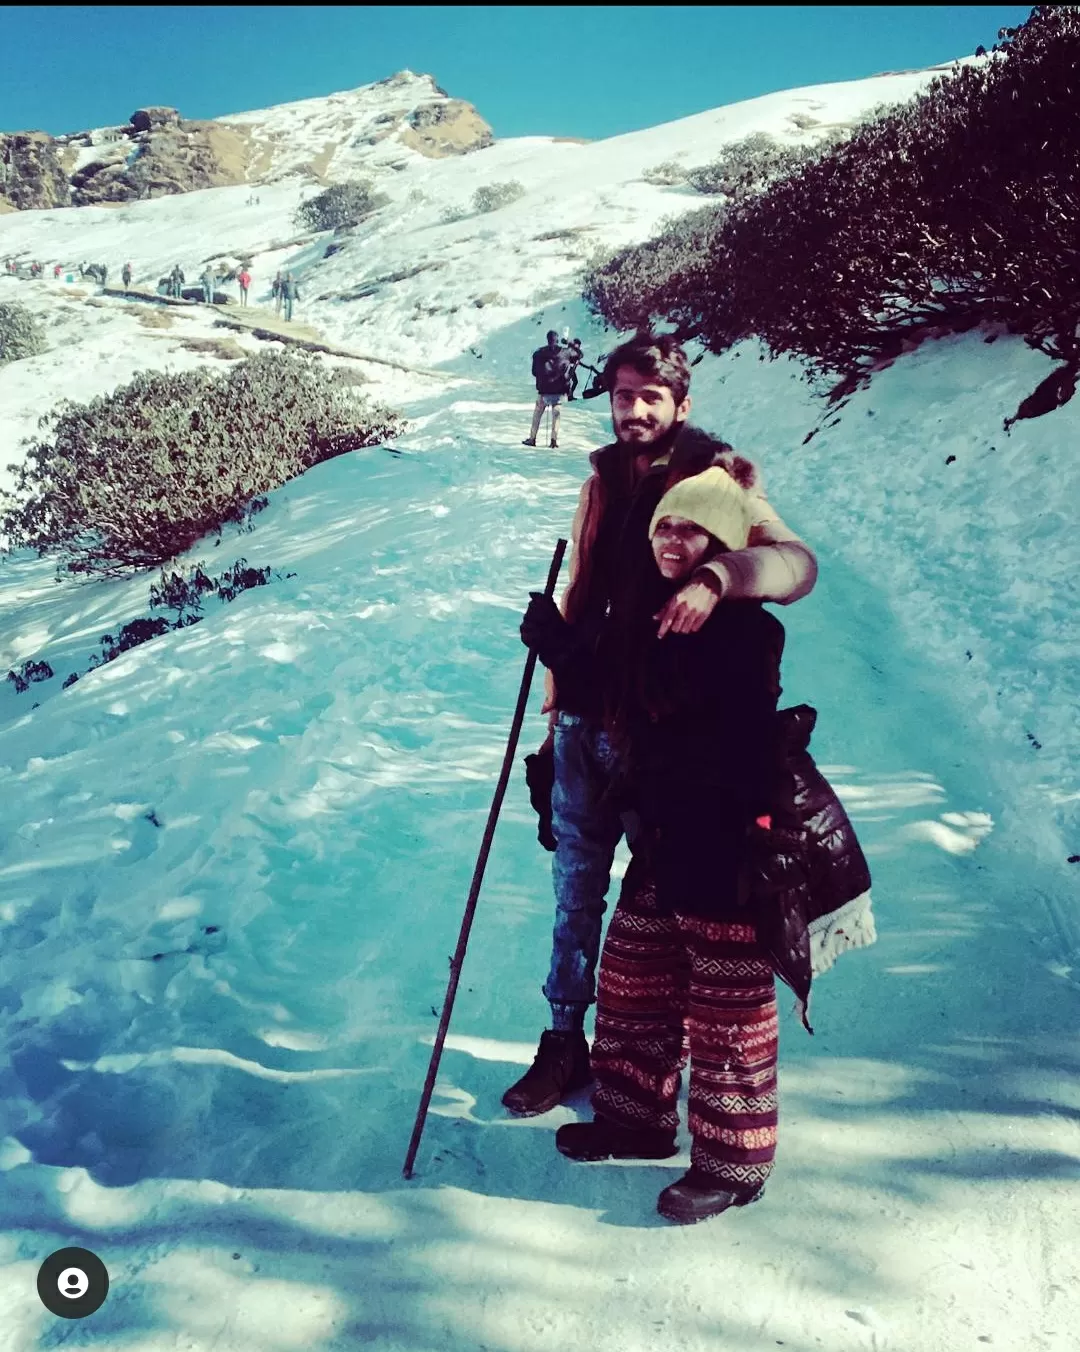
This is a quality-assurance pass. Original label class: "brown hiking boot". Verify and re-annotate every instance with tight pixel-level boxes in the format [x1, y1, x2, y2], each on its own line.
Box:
[501, 1029, 591, 1116]
[656, 1167, 765, 1224]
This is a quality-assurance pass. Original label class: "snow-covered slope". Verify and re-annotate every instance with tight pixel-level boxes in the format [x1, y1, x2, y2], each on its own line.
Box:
[0, 64, 949, 381]
[0, 61, 1077, 1352]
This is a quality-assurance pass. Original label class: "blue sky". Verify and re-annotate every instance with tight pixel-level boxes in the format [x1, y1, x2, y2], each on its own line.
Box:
[3, 5, 1033, 139]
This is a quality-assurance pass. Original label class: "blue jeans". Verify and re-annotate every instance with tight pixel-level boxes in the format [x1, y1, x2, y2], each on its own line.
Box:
[543, 712, 632, 1007]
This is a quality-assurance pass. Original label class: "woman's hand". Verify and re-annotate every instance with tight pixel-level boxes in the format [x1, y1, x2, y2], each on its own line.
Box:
[654, 578, 721, 638]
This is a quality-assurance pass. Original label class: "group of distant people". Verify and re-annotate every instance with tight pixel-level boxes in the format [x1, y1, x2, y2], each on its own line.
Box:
[4, 250, 301, 322]
[2, 257, 97, 281]
[2, 258, 130, 287]
[161, 264, 298, 317]
[523, 330, 599, 449]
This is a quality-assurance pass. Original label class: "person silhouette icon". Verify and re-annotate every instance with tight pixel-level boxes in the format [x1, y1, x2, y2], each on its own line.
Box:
[58, 1267, 89, 1298]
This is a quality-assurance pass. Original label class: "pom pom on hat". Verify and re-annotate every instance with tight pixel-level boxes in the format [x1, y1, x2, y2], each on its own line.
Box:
[649, 465, 754, 552]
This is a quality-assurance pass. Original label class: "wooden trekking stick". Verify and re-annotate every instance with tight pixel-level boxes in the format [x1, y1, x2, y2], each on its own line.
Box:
[403, 536, 568, 1179]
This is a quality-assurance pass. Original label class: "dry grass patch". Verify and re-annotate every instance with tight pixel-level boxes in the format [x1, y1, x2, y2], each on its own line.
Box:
[178, 335, 247, 360]
[136, 308, 175, 329]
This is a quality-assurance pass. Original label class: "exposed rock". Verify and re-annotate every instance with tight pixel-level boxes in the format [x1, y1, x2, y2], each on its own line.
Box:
[2, 74, 493, 211]
[400, 99, 494, 158]
[72, 119, 250, 205]
[130, 106, 182, 134]
[0, 131, 71, 211]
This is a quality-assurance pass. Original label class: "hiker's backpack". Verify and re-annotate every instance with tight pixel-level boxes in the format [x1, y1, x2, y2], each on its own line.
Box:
[536, 345, 572, 395]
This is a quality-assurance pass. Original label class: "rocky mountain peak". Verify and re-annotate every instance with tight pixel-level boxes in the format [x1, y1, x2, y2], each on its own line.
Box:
[0, 72, 495, 213]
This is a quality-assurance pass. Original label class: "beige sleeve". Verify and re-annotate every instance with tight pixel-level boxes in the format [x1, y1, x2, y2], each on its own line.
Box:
[697, 491, 818, 605]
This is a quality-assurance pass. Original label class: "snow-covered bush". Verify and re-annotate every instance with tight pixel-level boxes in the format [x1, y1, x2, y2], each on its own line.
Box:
[584, 6, 1080, 414]
[684, 133, 824, 195]
[583, 134, 835, 336]
[581, 205, 732, 340]
[0, 301, 46, 364]
[295, 179, 388, 232]
[0, 350, 406, 575]
[641, 160, 687, 187]
[471, 180, 525, 213]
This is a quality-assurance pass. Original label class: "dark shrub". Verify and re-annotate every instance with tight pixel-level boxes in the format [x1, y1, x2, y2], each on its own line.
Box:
[641, 160, 687, 187]
[471, 180, 526, 213]
[295, 180, 389, 232]
[583, 7, 1080, 414]
[0, 301, 46, 364]
[0, 350, 406, 575]
[684, 132, 830, 196]
[6, 659, 54, 694]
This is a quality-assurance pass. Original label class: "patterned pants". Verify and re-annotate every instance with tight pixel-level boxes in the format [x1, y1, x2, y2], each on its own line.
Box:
[592, 856, 779, 1188]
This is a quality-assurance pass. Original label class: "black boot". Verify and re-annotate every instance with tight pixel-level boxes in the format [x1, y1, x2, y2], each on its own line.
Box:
[501, 1029, 591, 1116]
[555, 1115, 677, 1161]
[656, 1167, 765, 1224]
[522, 437, 536, 446]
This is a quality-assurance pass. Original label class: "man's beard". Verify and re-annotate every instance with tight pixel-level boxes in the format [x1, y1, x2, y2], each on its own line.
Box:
[615, 416, 681, 459]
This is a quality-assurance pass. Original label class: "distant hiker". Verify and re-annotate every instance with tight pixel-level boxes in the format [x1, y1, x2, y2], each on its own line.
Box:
[504, 332, 820, 1129]
[200, 268, 215, 304]
[281, 272, 299, 321]
[523, 330, 573, 449]
[237, 267, 251, 306]
[99, 263, 108, 286]
[121, 262, 133, 288]
[272, 271, 283, 314]
[53, 263, 62, 279]
[168, 264, 185, 299]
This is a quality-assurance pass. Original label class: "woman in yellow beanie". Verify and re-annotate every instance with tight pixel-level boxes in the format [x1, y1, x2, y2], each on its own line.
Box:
[528, 464, 792, 1222]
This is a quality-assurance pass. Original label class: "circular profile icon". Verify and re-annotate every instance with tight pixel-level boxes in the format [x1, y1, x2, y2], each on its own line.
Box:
[37, 1247, 109, 1319]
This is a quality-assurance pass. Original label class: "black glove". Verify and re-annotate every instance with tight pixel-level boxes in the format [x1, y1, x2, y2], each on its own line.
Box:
[524, 738, 557, 851]
[520, 592, 578, 670]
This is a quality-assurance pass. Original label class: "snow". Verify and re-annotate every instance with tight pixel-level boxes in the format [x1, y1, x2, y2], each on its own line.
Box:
[1, 58, 1078, 1352]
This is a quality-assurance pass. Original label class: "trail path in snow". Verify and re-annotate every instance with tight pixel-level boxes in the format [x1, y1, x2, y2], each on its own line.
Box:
[0, 348, 1076, 1352]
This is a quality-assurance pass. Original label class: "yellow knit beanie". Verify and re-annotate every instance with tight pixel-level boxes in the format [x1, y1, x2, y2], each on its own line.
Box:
[648, 466, 753, 551]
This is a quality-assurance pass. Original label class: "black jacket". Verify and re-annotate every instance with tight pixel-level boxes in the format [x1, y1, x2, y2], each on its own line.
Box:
[535, 578, 789, 921]
[747, 704, 873, 1030]
[621, 600, 790, 925]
